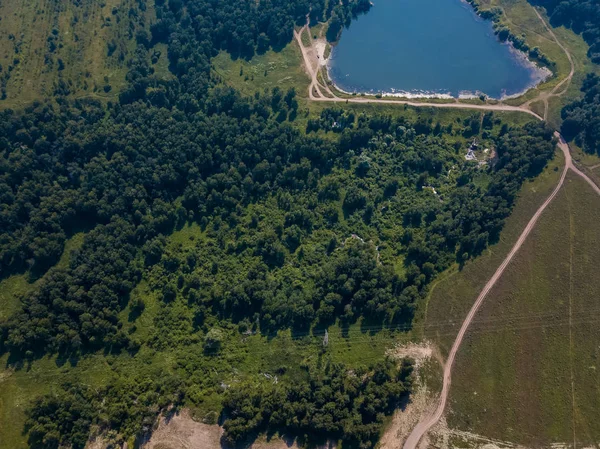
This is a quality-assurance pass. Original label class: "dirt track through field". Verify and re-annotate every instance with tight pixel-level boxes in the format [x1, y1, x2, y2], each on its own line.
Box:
[402, 132, 573, 449]
[294, 10, 600, 448]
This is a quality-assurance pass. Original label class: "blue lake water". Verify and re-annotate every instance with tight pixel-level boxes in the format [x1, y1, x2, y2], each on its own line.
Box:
[328, 0, 547, 99]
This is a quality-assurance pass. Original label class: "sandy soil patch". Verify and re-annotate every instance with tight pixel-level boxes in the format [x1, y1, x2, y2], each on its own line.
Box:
[379, 342, 438, 449]
[141, 410, 223, 449]
[138, 409, 317, 449]
[86, 436, 113, 449]
[386, 342, 435, 369]
[314, 40, 328, 67]
[379, 382, 438, 449]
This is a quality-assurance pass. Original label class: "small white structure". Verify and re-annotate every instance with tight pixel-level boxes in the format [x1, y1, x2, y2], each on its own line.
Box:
[465, 139, 478, 161]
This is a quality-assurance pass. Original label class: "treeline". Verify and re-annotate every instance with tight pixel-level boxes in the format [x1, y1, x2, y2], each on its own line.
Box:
[325, 0, 372, 42]
[24, 359, 411, 449]
[561, 73, 600, 154]
[148, 0, 370, 63]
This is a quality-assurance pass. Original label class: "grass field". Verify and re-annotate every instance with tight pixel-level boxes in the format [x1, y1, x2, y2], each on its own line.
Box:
[212, 44, 310, 99]
[477, 0, 600, 127]
[0, 0, 152, 107]
[424, 168, 600, 446]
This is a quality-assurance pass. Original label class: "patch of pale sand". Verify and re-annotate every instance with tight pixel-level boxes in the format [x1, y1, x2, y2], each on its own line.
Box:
[0, 369, 13, 383]
[386, 341, 435, 370]
[314, 39, 328, 66]
[140, 410, 222, 449]
[86, 437, 110, 449]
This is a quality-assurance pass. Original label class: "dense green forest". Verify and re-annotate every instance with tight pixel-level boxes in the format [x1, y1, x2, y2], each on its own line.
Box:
[0, 0, 560, 447]
[561, 73, 600, 153]
[528, 0, 600, 154]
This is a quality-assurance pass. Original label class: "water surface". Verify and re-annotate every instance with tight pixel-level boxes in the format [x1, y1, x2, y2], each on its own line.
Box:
[328, 0, 547, 98]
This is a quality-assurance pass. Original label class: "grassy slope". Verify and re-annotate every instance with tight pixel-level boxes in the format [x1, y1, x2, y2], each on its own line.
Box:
[0, 0, 152, 108]
[425, 168, 600, 446]
[479, 0, 599, 127]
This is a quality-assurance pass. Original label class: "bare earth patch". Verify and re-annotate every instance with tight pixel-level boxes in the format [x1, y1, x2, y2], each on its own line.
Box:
[379, 342, 438, 449]
[139, 409, 314, 449]
[141, 410, 222, 449]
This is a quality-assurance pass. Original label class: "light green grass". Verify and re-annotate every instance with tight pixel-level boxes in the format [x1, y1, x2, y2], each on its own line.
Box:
[0, 275, 31, 321]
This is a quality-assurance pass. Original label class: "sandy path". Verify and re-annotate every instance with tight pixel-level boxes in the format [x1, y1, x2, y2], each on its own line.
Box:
[521, 8, 575, 120]
[534, 8, 575, 97]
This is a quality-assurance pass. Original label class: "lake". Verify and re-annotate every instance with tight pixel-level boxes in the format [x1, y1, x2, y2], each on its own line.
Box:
[327, 0, 548, 99]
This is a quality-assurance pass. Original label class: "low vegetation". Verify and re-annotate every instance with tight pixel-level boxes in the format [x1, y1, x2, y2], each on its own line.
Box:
[0, 0, 152, 106]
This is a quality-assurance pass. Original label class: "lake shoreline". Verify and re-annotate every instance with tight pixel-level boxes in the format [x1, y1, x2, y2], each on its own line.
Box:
[325, 0, 552, 101]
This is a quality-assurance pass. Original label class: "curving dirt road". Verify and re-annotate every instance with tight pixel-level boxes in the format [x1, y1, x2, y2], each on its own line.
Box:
[403, 131, 570, 449]
[295, 14, 600, 449]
